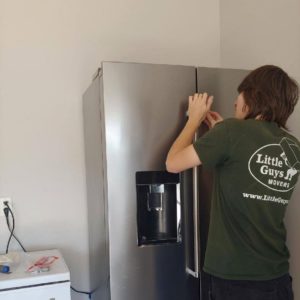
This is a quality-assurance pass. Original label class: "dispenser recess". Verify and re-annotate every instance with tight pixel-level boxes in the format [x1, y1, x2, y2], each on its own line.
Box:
[136, 171, 181, 246]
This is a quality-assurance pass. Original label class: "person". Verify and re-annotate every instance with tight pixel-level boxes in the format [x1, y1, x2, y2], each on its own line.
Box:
[166, 65, 300, 300]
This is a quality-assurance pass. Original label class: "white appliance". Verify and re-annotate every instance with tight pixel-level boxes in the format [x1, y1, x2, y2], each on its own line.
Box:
[0, 249, 70, 300]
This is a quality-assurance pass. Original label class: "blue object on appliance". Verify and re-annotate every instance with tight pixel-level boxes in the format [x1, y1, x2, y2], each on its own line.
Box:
[0, 265, 10, 273]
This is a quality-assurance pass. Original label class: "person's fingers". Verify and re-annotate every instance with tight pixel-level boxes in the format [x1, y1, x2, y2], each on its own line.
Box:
[209, 110, 223, 121]
[213, 111, 223, 119]
[206, 112, 215, 123]
[207, 96, 214, 110]
[209, 111, 218, 121]
[209, 111, 218, 116]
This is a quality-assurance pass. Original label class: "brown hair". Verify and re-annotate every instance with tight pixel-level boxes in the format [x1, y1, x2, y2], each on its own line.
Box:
[237, 65, 299, 129]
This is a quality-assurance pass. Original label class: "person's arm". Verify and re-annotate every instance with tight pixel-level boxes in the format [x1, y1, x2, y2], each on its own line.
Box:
[166, 93, 213, 173]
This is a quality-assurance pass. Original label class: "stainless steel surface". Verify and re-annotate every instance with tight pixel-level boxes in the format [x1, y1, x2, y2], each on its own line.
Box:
[102, 62, 196, 300]
[83, 72, 110, 300]
[83, 62, 250, 300]
[197, 67, 250, 118]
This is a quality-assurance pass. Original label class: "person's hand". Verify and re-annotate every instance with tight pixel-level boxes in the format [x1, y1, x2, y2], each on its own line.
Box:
[204, 111, 224, 129]
[188, 93, 214, 127]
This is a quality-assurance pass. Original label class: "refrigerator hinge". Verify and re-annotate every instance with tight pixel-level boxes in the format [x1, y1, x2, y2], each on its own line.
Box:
[92, 68, 102, 81]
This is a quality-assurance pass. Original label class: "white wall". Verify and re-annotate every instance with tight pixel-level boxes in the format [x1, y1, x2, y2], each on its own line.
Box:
[2, 0, 299, 298]
[220, 0, 300, 298]
[0, 1, 221, 299]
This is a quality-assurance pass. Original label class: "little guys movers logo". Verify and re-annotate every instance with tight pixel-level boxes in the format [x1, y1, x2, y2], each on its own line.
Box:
[248, 138, 300, 192]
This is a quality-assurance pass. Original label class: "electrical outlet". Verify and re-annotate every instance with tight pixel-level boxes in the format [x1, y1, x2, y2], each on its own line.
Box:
[0, 198, 12, 217]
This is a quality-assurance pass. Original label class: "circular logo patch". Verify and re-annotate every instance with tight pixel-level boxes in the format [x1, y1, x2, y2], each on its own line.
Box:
[248, 138, 300, 192]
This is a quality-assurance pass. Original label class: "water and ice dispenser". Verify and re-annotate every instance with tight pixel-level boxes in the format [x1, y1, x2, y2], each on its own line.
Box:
[136, 171, 181, 246]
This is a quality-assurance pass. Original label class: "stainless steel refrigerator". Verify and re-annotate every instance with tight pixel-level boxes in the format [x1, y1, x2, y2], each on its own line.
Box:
[83, 61, 249, 300]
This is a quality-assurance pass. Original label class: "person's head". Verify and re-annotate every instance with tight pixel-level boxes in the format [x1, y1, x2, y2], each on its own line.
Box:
[235, 65, 299, 129]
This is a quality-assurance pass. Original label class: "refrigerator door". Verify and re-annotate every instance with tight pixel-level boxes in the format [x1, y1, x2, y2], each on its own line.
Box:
[196, 68, 250, 300]
[83, 72, 111, 300]
[181, 166, 201, 300]
[197, 68, 250, 118]
[102, 62, 197, 300]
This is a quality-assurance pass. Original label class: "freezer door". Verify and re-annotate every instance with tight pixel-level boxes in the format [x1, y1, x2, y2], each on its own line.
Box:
[102, 62, 197, 300]
[197, 68, 250, 118]
[196, 67, 250, 300]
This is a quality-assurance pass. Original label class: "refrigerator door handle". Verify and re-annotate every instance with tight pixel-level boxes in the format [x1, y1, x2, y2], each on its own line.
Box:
[186, 132, 200, 278]
[176, 183, 182, 242]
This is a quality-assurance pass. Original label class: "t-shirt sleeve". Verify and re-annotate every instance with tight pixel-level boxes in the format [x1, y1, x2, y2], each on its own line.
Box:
[193, 121, 231, 168]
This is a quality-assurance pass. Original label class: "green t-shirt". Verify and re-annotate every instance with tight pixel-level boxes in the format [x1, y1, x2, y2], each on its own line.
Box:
[193, 118, 300, 280]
